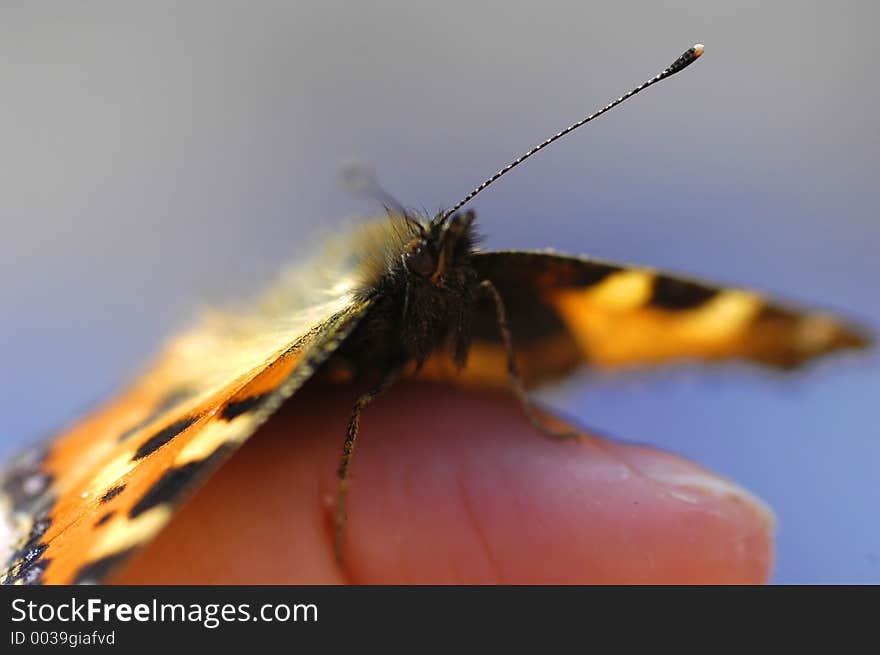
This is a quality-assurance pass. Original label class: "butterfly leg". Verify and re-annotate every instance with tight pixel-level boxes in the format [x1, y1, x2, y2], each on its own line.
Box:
[335, 368, 401, 565]
[479, 279, 578, 440]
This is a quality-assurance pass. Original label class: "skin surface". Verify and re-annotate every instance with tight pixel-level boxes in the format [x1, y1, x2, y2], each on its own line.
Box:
[114, 381, 775, 584]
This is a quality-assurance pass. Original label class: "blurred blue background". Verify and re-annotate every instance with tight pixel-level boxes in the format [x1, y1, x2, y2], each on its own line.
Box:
[1, 2, 877, 583]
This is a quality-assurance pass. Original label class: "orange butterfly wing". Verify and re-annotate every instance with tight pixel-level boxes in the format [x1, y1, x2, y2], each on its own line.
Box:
[2, 272, 370, 584]
[419, 250, 870, 388]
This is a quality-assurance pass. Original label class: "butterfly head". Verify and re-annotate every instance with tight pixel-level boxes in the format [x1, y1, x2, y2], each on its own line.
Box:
[402, 210, 477, 285]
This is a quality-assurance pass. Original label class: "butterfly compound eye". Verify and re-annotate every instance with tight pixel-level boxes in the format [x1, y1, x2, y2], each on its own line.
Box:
[404, 238, 437, 277]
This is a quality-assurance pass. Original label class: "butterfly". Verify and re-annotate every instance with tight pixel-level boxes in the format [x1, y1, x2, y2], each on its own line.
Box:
[1, 44, 870, 585]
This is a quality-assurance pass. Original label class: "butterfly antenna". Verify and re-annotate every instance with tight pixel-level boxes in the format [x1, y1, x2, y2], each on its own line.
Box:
[439, 43, 704, 223]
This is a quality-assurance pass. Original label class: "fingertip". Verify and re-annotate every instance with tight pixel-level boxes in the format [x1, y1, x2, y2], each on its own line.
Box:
[595, 441, 775, 583]
[324, 383, 775, 584]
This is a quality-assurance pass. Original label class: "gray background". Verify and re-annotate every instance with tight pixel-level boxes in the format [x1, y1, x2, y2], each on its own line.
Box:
[1, 1, 877, 583]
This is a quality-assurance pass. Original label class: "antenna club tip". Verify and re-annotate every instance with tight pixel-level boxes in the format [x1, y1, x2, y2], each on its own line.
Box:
[693, 43, 705, 57]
